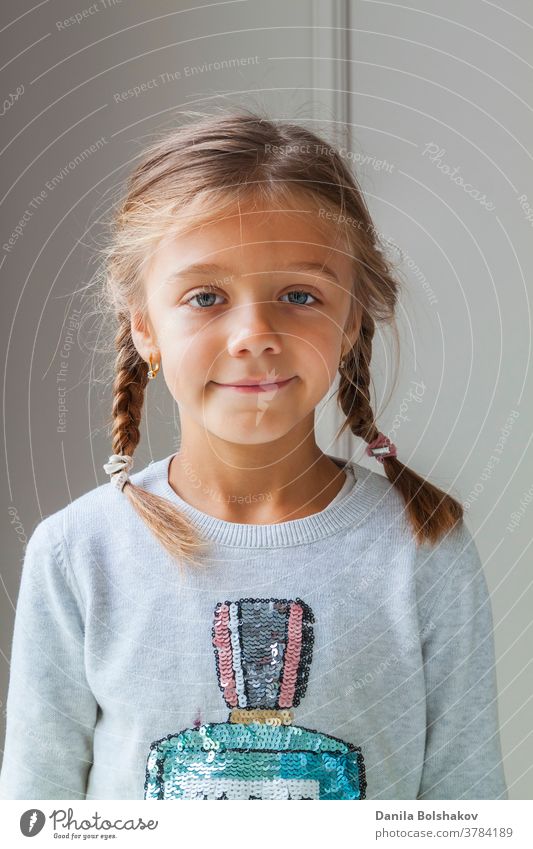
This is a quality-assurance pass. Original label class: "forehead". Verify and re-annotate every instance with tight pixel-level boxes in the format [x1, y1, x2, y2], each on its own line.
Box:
[146, 201, 353, 283]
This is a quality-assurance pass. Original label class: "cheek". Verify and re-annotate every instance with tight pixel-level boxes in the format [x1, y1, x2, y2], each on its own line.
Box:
[302, 326, 343, 377]
[157, 312, 206, 358]
[158, 333, 220, 392]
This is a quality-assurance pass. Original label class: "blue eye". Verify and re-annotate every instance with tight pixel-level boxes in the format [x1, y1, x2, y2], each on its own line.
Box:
[185, 289, 318, 309]
[280, 291, 318, 306]
[186, 290, 223, 308]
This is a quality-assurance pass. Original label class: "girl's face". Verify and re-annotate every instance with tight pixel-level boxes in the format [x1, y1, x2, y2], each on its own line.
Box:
[132, 201, 360, 447]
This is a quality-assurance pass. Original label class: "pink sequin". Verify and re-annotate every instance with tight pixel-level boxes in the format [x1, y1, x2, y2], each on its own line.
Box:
[279, 603, 303, 708]
[212, 603, 238, 707]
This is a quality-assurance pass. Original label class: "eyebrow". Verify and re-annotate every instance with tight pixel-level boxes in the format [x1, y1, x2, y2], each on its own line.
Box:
[163, 260, 340, 286]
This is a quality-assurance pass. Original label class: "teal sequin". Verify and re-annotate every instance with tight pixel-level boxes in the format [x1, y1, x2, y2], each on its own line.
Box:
[145, 722, 365, 800]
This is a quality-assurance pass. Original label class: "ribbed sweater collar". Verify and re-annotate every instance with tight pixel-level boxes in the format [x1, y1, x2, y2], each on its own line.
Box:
[135, 453, 383, 548]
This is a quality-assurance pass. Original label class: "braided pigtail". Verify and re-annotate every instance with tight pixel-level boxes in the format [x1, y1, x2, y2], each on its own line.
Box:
[106, 314, 211, 569]
[111, 315, 149, 457]
[337, 312, 463, 546]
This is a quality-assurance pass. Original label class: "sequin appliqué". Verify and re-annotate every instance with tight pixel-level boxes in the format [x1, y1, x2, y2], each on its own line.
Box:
[144, 597, 366, 800]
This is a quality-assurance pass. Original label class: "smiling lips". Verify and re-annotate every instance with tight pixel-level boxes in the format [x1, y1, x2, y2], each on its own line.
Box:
[214, 377, 296, 393]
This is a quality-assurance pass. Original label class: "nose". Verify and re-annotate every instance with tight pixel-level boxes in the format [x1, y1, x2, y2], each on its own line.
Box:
[226, 301, 283, 358]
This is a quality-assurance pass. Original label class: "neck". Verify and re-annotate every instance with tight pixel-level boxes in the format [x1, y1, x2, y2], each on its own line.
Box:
[168, 414, 348, 523]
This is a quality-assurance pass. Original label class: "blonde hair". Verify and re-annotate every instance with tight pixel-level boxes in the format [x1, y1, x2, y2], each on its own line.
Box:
[101, 107, 462, 566]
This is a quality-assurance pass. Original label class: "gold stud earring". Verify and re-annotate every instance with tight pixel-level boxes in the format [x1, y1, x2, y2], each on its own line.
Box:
[147, 353, 160, 380]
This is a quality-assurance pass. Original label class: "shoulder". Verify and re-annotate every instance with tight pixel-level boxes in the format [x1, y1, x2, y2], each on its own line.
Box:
[26, 454, 171, 563]
[414, 517, 482, 585]
[351, 461, 401, 504]
[350, 459, 412, 532]
[413, 517, 486, 630]
[351, 458, 482, 567]
[348, 461, 486, 624]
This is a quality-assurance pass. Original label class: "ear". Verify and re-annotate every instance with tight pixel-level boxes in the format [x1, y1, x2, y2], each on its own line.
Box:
[129, 309, 159, 364]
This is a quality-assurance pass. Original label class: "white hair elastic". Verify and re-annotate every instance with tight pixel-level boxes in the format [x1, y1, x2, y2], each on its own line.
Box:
[103, 453, 134, 491]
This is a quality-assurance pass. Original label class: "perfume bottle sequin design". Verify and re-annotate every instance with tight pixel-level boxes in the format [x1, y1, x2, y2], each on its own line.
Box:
[144, 598, 366, 800]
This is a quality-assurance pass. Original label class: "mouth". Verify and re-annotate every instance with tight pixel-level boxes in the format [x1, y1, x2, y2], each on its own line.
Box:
[212, 377, 296, 393]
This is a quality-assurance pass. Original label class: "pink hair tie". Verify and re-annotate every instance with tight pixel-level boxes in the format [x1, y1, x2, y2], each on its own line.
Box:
[366, 432, 397, 463]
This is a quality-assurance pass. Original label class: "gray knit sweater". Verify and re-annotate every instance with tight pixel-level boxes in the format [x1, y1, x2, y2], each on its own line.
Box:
[0, 453, 507, 800]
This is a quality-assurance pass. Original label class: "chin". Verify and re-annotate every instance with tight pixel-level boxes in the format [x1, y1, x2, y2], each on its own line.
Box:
[209, 422, 294, 445]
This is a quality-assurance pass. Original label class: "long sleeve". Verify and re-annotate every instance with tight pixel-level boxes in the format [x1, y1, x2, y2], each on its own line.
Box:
[0, 517, 98, 799]
[417, 522, 508, 799]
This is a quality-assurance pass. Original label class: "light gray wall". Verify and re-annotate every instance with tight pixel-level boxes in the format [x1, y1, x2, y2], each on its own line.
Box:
[1, 0, 531, 798]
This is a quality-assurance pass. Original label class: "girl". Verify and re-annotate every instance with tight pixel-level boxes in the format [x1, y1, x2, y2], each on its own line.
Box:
[0, 110, 507, 801]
